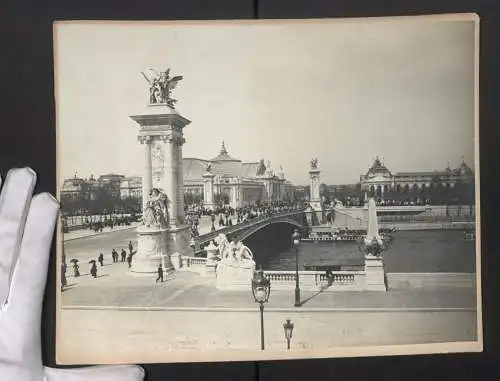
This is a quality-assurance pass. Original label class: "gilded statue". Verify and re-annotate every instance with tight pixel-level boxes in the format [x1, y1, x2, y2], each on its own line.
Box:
[310, 158, 318, 169]
[141, 68, 183, 108]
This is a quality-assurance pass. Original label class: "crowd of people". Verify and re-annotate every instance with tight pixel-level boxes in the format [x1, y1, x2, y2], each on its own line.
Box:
[62, 214, 138, 234]
[185, 201, 307, 236]
[60, 240, 136, 290]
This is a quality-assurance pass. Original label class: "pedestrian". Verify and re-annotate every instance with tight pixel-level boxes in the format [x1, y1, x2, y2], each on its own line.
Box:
[126, 253, 132, 269]
[121, 249, 127, 262]
[156, 264, 164, 283]
[325, 269, 334, 286]
[98, 252, 104, 267]
[73, 262, 80, 277]
[90, 262, 97, 278]
[61, 263, 67, 291]
[128, 240, 133, 253]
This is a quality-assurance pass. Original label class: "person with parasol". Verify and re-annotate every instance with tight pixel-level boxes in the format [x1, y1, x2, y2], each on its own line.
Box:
[70, 258, 80, 277]
[89, 259, 97, 278]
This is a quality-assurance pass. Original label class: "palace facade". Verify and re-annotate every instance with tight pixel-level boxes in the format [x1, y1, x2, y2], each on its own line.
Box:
[359, 157, 475, 203]
[60, 142, 295, 212]
[183, 142, 294, 208]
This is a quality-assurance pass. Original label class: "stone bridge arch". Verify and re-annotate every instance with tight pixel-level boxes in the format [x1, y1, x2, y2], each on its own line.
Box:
[235, 218, 304, 242]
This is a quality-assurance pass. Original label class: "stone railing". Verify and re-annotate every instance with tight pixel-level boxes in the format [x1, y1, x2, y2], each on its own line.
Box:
[264, 270, 366, 291]
[171, 254, 207, 274]
[170, 251, 386, 292]
[198, 209, 305, 244]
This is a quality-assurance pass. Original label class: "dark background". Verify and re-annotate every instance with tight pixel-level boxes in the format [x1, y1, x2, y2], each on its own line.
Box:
[0, 1, 498, 380]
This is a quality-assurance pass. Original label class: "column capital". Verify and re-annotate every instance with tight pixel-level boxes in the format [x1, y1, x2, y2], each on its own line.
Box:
[158, 135, 185, 145]
[172, 136, 186, 146]
[138, 135, 151, 144]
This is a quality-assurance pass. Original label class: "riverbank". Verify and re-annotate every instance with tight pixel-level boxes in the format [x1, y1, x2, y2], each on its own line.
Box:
[381, 221, 475, 231]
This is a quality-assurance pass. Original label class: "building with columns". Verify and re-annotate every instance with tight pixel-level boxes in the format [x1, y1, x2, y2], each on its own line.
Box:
[359, 157, 475, 203]
[184, 141, 294, 209]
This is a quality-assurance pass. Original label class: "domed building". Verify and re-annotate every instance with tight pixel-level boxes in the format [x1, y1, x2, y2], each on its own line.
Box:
[360, 157, 475, 203]
[183, 141, 294, 208]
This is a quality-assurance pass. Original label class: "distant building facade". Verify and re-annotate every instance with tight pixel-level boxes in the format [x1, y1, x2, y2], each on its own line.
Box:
[120, 176, 142, 200]
[60, 141, 296, 212]
[183, 141, 294, 208]
[359, 157, 475, 203]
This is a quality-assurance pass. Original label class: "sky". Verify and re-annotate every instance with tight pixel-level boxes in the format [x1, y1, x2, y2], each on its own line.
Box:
[55, 16, 477, 186]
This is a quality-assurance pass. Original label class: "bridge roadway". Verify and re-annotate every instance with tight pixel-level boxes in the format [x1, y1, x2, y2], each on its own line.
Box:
[196, 209, 305, 245]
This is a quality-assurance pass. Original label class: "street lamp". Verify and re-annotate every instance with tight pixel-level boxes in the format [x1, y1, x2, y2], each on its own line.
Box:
[282, 319, 294, 350]
[292, 229, 301, 307]
[251, 267, 271, 350]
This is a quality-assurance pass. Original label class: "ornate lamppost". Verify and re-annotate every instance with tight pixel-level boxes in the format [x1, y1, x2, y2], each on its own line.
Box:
[282, 319, 294, 350]
[251, 268, 271, 350]
[292, 229, 301, 307]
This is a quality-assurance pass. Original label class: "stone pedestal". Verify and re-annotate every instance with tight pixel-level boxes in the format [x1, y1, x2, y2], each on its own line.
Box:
[309, 168, 323, 224]
[304, 206, 314, 227]
[166, 225, 192, 256]
[132, 225, 173, 274]
[203, 241, 219, 277]
[364, 255, 387, 291]
[202, 172, 215, 211]
[216, 260, 256, 291]
[130, 103, 191, 230]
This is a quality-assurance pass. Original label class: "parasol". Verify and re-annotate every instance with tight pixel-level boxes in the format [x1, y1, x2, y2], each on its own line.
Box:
[88, 259, 96, 264]
[70, 258, 79, 264]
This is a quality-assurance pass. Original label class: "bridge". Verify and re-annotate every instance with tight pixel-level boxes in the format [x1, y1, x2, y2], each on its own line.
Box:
[197, 209, 306, 245]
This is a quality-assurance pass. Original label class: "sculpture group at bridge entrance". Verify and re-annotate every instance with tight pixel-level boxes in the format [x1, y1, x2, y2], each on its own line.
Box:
[211, 233, 256, 291]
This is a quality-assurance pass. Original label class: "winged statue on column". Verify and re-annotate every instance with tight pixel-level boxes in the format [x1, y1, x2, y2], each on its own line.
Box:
[142, 68, 183, 108]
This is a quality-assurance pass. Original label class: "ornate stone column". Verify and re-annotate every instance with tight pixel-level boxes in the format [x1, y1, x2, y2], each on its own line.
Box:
[203, 171, 215, 211]
[139, 135, 152, 212]
[176, 137, 186, 224]
[309, 167, 322, 212]
[163, 136, 178, 228]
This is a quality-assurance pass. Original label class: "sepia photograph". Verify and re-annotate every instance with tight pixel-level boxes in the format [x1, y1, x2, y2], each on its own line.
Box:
[54, 14, 481, 364]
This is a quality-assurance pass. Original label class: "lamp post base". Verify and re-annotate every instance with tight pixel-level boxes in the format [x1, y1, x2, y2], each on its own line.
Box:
[294, 287, 301, 307]
[260, 303, 265, 351]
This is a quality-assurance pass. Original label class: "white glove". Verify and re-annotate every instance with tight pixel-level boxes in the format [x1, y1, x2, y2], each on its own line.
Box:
[0, 168, 145, 381]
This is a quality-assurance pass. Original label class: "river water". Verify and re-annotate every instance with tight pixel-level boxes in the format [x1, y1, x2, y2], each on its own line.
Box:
[244, 226, 477, 273]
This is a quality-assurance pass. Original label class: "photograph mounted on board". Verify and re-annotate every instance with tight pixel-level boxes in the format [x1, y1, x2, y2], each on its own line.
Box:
[53, 14, 481, 365]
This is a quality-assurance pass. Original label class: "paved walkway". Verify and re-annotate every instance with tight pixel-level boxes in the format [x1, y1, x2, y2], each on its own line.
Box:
[59, 308, 478, 364]
[63, 223, 139, 241]
[59, 256, 479, 362]
[62, 263, 477, 311]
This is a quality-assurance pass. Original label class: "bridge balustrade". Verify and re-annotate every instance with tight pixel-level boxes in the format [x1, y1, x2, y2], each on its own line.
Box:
[264, 270, 365, 291]
[198, 209, 305, 244]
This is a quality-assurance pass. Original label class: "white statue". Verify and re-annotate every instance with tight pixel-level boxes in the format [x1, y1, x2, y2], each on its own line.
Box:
[142, 188, 169, 228]
[234, 241, 254, 262]
[214, 233, 231, 260]
[214, 233, 254, 264]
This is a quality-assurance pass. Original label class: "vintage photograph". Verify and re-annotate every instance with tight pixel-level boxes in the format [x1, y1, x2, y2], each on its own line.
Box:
[54, 14, 481, 364]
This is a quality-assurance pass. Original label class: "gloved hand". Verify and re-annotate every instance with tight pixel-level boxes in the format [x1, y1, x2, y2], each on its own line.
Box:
[0, 168, 145, 381]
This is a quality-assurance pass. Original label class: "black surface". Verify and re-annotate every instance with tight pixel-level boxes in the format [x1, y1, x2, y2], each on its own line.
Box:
[0, 1, 498, 380]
